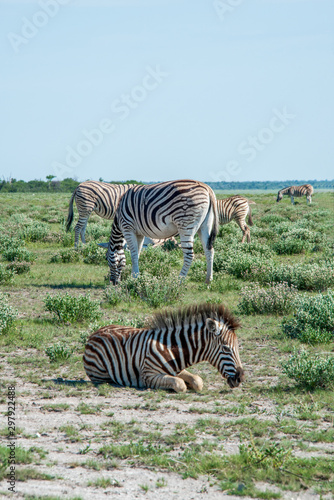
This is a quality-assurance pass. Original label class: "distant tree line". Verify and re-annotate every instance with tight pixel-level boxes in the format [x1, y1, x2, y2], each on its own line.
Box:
[207, 179, 334, 190]
[0, 177, 333, 193]
[0, 178, 142, 193]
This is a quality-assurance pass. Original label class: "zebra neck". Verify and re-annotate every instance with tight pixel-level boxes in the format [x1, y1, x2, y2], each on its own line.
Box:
[109, 218, 125, 250]
[150, 325, 210, 371]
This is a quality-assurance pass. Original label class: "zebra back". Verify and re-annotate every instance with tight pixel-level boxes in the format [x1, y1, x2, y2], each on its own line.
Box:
[74, 181, 137, 219]
[217, 196, 251, 225]
[111, 180, 218, 243]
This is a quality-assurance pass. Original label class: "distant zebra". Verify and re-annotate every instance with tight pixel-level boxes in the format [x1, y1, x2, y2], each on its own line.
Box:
[276, 184, 314, 205]
[83, 302, 244, 392]
[217, 196, 256, 243]
[66, 181, 136, 248]
[105, 180, 219, 284]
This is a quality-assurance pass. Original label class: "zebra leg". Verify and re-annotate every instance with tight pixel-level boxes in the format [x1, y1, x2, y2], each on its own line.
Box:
[74, 216, 89, 248]
[179, 237, 194, 280]
[178, 369, 203, 392]
[236, 219, 249, 244]
[197, 228, 214, 284]
[124, 232, 140, 278]
[144, 373, 187, 393]
[81, 219, 89, 244]
[290, 196, 295, 205]
[136, 235, 145, 257]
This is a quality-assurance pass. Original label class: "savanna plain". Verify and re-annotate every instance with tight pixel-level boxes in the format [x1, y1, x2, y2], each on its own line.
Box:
[0, 190, 333, 500]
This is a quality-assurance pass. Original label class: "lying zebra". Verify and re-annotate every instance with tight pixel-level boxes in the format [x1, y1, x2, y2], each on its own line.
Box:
[83, 302, 244, 392]
[276, 184, 314, 205]
[217, 196, 255, 243]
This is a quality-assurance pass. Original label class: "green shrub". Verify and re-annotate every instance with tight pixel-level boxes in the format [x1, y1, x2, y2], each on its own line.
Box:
[20, 221, 50, 241]
[269, 263, 334, 291]
[261, 214, 287, 225]
[0, 235, 23, 252]
[0, 264, 15, 284]
[238, 282, 297, 315]
[45, 343, 73, 362]
[50, 249, 81, 264]
[250, 226, 276, 239]
[44, 293, 102, 323]
[188, 258, 207, 281]
[282, 291, 334, 343]
[105, 271, 185, 308]
[81, 242, 107, 265]
[2, 245, 35, 263]
[86, 223, 110, 240]
[272, 228, 324, 255]
[6, 261, 31, 275]
[271, 221, 293, 234]
[273, 238, 309, 255]
[7, 214, 50, 242]
[282, 348, 334, 389]
[161, 238, 180, 251]
[104, 284, 132, 306]
[139, 246, 181, 278]
[43, 230, 74, 247]
[0, 293, 18, 333]
[219, 251, 267, 280]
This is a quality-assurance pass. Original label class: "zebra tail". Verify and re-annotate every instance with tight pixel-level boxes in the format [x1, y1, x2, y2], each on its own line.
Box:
[248, 205, 254, 226]
[65, 191, 75, 232]
[207, 189, 219, 250]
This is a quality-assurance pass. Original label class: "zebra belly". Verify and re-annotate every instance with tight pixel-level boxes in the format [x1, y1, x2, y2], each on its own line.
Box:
[84, 342, 146, 388]
[133, 220, 179, 240]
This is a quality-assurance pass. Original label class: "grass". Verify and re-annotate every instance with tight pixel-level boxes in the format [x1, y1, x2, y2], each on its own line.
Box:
[0, 191, 333, 496]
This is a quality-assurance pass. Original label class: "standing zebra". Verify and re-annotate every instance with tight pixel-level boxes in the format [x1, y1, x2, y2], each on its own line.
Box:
[83, 302, 244, 392]
[217, 196, 255, 243]
[66, 181, 136, 248]
[105, 180, 219, 284]
[276, 184, 314, 205]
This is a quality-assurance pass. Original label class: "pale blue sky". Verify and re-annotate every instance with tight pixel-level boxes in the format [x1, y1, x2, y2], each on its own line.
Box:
[1, 0, 333, 183]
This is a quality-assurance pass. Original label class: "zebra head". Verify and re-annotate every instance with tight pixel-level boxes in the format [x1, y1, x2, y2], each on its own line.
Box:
[205, 318, 244, 388]
[276, 191, 283, 202]
[106, 244, 126, 285]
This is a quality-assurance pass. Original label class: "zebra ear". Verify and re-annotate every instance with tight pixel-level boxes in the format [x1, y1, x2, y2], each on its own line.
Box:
[206, 318, 219, 335]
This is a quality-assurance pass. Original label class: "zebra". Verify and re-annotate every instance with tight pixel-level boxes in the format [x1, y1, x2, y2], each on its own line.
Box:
[83, 302, 244, 392]
[105, 180, 219, 284]
[276, 184, 314, 205]
[65, 181, 136, 248]
[217, 196, 256, 243]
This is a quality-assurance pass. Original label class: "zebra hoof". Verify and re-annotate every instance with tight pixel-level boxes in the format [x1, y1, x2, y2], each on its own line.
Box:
[190, 375, 203, 392]
[173, 378, 187, 393]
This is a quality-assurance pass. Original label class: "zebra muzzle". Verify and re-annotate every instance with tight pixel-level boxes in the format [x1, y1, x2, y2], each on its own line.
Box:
[226, 367, 245, 388]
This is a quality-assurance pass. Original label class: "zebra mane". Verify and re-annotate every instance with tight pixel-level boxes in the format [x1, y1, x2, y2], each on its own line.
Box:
[148, 303, 240, 332]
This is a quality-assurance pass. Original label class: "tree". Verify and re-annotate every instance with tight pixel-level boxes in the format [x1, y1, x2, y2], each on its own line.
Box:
[46, 175, 56, 190]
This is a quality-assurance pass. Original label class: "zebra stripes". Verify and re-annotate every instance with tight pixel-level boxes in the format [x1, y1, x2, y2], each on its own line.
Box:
[276, 184, 314, 205]
[65, 181, 136, 248]
[217, 196, 255, 243]
[106, 179, 219, 284]
[83, 303, 244, 392]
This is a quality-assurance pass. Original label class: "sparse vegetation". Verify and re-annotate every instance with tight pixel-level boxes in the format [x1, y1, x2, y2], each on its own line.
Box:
[238, 282, 297, 315]
[0, 189, 333, 498]
[0, 293, 17, 333]
[282, 290, 334, 343]
[44, 292, 102, 323]
[45, 343, 74, 363]
[282, 347, 334, 389]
